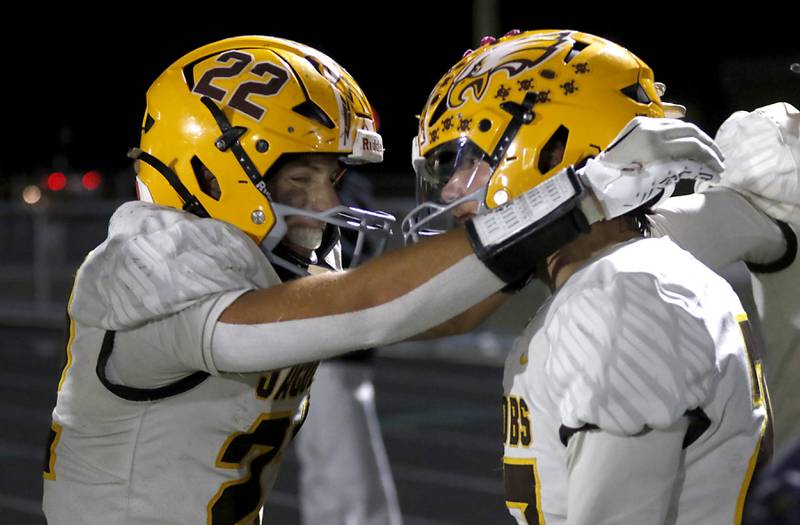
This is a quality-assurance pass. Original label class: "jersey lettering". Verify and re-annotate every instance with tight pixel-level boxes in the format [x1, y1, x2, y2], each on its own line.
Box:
[503, 395, 532, 448]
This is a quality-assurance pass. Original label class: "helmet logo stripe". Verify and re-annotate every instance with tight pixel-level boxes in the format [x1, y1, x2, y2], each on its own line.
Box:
[447, 31, 572, 110]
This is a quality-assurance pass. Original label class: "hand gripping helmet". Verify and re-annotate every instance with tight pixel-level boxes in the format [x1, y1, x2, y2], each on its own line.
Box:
[132, 36, 394, 272]
[403, 29, 684, 242]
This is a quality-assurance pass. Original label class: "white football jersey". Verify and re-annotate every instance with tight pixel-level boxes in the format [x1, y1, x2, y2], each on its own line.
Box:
[43, 202, 316, 525]
[502, 237, 769, 524]
[707, 102, 800, 452]
[654, 102, 800, 451]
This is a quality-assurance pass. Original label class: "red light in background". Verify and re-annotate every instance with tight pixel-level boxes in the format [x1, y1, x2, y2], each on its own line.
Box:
[82, 170, 102, 191]
[371, 107, 381, 132]
[46, 172, 67, 191]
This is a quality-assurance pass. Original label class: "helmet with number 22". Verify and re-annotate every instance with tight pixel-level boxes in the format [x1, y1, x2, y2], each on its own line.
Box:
[132, 35, 394, 267]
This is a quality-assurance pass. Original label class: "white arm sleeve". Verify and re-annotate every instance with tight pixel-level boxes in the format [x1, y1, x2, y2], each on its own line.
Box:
[108, 289, 250, 386]
[566, 419, 689, 525]
[211, 254, 504, 373]
[650, 188, 785, 270]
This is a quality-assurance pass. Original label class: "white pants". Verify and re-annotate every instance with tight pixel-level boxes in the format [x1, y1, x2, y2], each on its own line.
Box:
[296, 361, 402, 525]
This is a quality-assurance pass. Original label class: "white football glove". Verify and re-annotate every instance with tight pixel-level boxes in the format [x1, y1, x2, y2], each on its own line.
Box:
[579, 116, 725, 221]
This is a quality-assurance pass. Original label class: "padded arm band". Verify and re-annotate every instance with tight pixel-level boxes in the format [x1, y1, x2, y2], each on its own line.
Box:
[466, 167, 590, 284]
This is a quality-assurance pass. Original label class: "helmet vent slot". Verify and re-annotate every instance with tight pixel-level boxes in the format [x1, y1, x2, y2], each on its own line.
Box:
[143, 114, 156, 134]
[191, 156, 222, 201]
[564, 41, 590, 64]
[270, 49, 336, 129]
[620, 83, 651, 104]
[292, 101, 336, 129]
[538, 125, 569, 175]
[427, 97, 449, 128]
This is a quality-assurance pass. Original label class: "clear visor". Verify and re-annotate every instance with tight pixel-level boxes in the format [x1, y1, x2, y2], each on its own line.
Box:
[403, 137, 494, 244]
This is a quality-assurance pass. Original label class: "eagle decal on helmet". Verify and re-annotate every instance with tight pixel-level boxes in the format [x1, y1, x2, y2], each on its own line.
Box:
[445, 30, 573, 110]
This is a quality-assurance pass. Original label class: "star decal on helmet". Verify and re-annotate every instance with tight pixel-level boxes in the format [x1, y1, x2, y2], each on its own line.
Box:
[560, 79, 578, 95]
[517, 78, 535, 92]
[573, 62, 590, 74]
[495, 84, 511, 100]
[441, 116, 455, 131]
[536, 90, 552, 104]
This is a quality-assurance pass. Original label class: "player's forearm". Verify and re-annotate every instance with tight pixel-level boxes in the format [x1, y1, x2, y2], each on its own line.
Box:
[565, 420, 688, 524]
[651, 188, 786, 270]
[411, 292, 510, 340]
[211, 253, 503, 372]
[214, 177, 596, 371]
[220, 229, 478, 324]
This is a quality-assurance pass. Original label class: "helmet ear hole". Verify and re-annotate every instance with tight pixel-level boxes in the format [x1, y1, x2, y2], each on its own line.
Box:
[538, 125, 569, 175]
[191, 156, 222, 201]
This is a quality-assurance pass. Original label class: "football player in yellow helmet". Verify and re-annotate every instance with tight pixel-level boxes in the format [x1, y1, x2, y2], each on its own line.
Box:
[403, 29, 789, 524]
[404, 29, 696, 242]
[131, 36, 393, 275]
[47, 34, 724, 524]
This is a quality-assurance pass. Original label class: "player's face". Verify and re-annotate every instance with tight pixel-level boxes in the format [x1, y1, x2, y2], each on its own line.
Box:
[269, 154, 345, 255]
[440, 158, 493, 224]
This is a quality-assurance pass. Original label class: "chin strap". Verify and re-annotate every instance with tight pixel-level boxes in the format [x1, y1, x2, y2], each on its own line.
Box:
[270, 243, 312, 281]
[127, 148, 210, 218]
[198, 96, 273, 197]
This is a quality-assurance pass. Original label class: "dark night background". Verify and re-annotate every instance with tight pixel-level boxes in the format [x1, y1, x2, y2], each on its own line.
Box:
[2, 5, 798, 196]
[0, 5, 798, 524]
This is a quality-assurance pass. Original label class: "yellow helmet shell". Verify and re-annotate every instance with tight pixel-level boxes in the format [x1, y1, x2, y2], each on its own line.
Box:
[417, 29, 666, 209]
[138, 36, 377, 244]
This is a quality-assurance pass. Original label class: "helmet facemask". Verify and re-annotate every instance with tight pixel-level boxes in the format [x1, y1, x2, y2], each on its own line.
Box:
[403, 137, 492, 243]
[264, 201, 395, 274]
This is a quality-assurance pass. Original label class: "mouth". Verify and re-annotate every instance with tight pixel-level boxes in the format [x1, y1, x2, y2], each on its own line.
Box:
[286, 225, 324, 251]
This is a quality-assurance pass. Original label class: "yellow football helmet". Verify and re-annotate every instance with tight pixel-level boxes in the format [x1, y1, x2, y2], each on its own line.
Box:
[404, 29, 684, 241]
[132, 35, 393, 269]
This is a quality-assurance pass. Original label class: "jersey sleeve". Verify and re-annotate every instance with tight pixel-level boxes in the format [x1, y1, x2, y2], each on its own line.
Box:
[108, 289, 251, 388]
[696, 102, 800, 223]
[544, 272, 718, 436]
[650, 188, 786, 270]
[565, 417, 689, 524]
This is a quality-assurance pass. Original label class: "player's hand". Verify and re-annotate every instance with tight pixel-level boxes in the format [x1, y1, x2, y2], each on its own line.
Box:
[579, 116, 725, 220]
